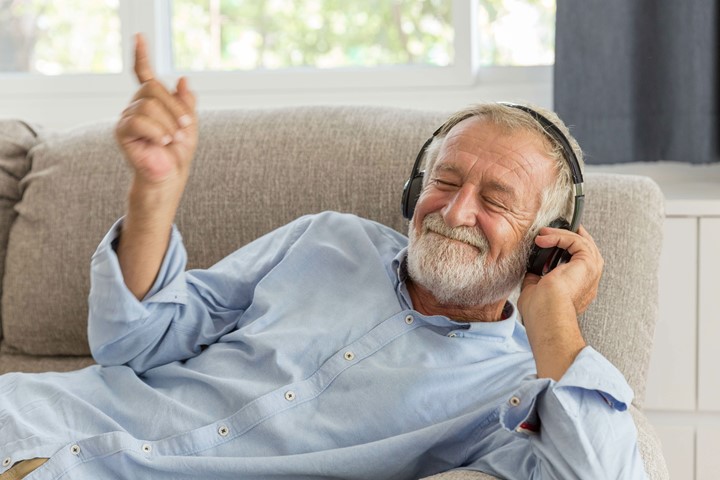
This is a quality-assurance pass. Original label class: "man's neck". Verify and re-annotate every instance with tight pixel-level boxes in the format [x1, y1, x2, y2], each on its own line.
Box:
[406, 279, 507, 323]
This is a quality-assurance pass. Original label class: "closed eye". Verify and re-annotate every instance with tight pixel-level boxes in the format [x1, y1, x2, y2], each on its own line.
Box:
[484, 197, 507, 210]
[433, 179, 460, 190]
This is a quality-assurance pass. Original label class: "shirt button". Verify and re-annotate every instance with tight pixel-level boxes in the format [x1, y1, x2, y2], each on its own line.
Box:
[447, 332, 457, 338]
[405, 315, 414, 325]
[218, 425, 229, 437]
[508, 396, 521, 407]
[343, 351, 355, 361]
[142, 443, 152, 453]
[2, 457, 11, 467]
[284, 391, 296, 401]
[70, 444, 81, 455]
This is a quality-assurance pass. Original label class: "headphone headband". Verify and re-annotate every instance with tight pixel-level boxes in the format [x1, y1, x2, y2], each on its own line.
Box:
[499, 102, 584, 186]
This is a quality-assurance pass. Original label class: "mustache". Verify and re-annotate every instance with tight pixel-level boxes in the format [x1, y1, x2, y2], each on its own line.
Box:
[421, 214, 488, 250]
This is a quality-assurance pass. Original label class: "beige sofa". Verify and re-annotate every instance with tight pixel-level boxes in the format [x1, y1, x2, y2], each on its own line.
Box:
[0, 106, 668, 479]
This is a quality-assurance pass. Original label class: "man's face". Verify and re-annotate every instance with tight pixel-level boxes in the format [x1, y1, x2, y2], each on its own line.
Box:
[407, 117, 556, 307]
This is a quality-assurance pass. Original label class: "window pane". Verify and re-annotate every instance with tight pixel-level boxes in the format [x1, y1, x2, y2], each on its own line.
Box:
[478, 0, 555, 66]
[171, 0, 454, 71]
[0, 0, 121, 74]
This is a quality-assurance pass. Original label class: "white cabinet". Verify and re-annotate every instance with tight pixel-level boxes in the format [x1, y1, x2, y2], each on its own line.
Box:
[645, 216, 720, 480]
[645, 218, 697, 412]
[588, 162, 720, 480]
[698, 218, 720, 412]
[697, 427, 720, 480]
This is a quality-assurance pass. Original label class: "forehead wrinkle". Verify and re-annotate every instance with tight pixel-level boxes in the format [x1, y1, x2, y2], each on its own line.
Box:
[433, 162, 464, 176]
[436, 121, 551, 191]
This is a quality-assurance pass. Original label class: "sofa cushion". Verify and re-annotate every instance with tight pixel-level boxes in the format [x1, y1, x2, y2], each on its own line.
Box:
[0, 106, 447, 357]
[2, 123, 130, 356]
[0, 121, 39, 339]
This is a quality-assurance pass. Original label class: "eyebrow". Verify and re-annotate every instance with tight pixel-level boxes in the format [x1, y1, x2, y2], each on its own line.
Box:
[432, 163, 463, 176]
[486, 180, 518, 201]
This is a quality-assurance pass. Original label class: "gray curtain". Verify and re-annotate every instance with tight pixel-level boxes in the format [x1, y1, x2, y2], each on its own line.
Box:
[553, 0, 719, 164]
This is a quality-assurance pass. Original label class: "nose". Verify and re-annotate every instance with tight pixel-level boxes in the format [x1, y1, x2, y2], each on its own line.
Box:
[442, 184, 480, 228]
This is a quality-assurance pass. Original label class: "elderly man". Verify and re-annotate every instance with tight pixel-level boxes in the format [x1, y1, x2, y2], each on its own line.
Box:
[0, 36, 646, 480]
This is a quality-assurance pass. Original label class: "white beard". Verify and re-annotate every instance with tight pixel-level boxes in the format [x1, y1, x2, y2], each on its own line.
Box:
[407, 213, 531, 307]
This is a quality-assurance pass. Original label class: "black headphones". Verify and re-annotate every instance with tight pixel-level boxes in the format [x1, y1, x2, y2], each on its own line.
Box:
[401, 102, 585, 276]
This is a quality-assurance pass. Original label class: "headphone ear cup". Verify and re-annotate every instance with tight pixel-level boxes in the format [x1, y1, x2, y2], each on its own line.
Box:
[526, 218, 571, 276]
[401, 172, 424, 220]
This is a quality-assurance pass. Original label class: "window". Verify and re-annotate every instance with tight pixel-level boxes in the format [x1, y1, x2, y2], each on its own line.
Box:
[171, 0, 454, 71]
[168, 0, 554, 72]
[0, 0, 554, 93]
[0, 0, 121, 74]
[477, 0, 555, 66]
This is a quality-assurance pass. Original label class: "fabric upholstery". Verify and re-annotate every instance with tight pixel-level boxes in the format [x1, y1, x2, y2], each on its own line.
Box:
[578, 174, 664, 407]
[0, 106, 668, 479]
[0, 121, 38, 340]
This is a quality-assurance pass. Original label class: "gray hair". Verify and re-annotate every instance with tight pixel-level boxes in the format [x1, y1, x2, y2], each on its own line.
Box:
[422, 103, 584, 236]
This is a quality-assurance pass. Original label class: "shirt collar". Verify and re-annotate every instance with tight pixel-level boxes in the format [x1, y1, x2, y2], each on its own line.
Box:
[392, 247, 413, 309]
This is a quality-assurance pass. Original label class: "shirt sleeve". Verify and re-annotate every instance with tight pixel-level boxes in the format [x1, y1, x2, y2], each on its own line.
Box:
[87, 216, 309, 374]
[465, 346, 647, 479]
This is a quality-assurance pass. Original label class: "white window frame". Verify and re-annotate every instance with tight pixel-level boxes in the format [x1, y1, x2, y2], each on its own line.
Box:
[0, 0, 551, 98]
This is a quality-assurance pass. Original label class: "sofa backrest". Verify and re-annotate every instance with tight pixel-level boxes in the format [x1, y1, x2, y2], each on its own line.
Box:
[0, 107, 663, 407]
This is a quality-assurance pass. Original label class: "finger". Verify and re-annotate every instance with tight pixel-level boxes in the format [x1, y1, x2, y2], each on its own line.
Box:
[534, 227, 592, 257]
[175, 77, 197, 114]
[124, 97, 185, 143]
[133, 80, 192, 132]
[133, 33, 155, 84]
[117, 113, 173, 147]
[576, 225, 596, 243]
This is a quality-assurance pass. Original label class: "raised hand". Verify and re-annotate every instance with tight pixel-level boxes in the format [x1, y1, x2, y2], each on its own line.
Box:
[115, 33, 198, 186]
[114, 34, 199, 300]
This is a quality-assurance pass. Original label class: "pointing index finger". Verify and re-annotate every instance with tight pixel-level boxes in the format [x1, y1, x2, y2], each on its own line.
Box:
[133, 33, 155, 84]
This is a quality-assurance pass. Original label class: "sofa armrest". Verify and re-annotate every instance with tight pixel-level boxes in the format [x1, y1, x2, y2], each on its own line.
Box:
[421, 405, 668, 480]
[630, 405, 669, 480]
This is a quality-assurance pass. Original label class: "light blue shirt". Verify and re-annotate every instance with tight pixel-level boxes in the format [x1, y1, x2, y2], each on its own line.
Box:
[0, 212, 645, 479]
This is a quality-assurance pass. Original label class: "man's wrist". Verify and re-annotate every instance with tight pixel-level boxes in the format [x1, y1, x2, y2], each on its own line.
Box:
[524, 300, 586, 381]
[127, 176, 186, 227]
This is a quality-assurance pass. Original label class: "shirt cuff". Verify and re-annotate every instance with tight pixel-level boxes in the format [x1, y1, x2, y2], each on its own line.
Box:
[499, 346, 634, 434]
[88, 219, 190, 351]
[98, 217, 189, 305]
